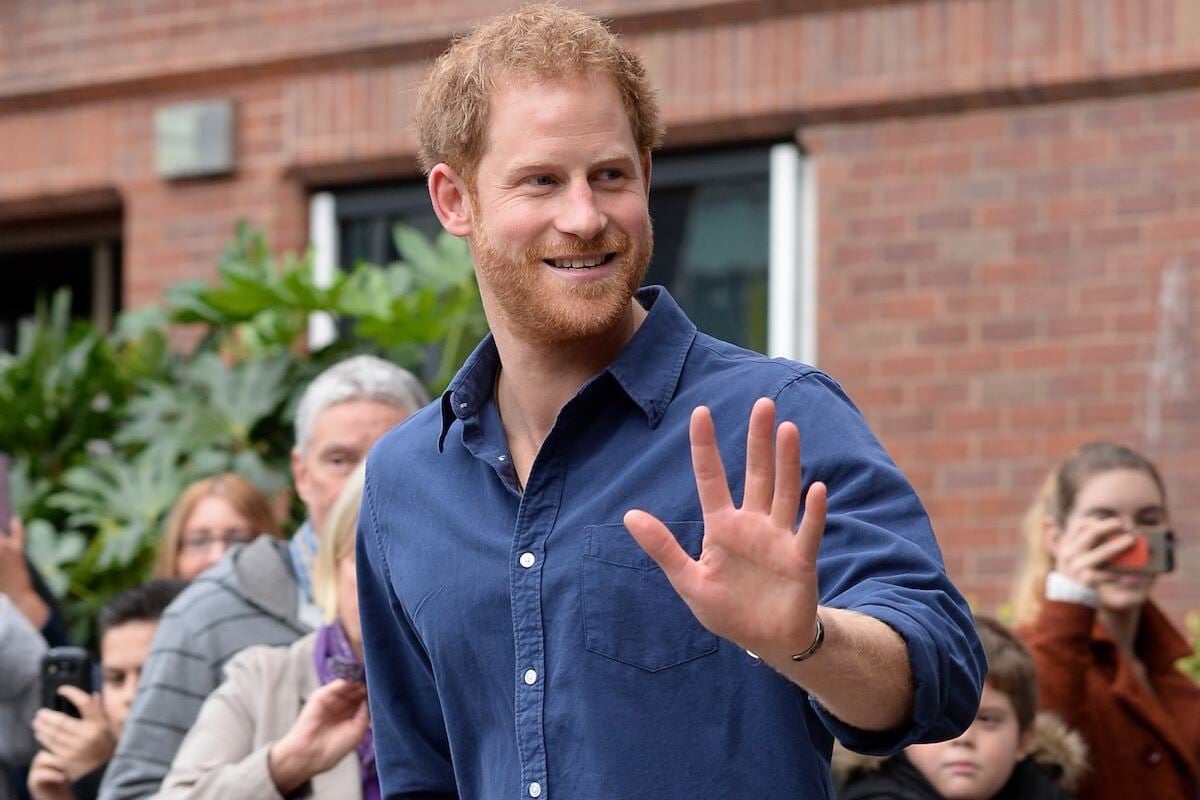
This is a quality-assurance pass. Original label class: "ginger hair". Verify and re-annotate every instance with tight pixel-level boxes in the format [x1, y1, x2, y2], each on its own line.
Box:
[413, 3, 664, 181]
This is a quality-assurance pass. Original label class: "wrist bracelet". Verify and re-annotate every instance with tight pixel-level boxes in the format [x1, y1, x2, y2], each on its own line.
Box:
[791, 613, 825, 662]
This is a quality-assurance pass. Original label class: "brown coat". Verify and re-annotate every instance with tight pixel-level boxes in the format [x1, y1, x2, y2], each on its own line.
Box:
[154, 632, 362, 800]
[1018, 600, 1200, 800]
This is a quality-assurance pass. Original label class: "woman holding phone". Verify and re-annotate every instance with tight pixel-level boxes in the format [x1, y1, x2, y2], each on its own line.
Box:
[1012, 441, 1200, 800]
[157, 464, 376, 800]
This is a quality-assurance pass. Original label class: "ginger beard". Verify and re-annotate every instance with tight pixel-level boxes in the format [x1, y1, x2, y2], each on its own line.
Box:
[468, 203, 654, 346]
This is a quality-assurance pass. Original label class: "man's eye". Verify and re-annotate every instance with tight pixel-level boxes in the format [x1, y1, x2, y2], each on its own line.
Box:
[597, 169, 624, 181]
[528, 175, 556, 187]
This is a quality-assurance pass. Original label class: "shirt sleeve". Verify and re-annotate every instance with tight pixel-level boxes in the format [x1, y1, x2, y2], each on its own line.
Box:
[99, 600, 218, 800]
[358, 454, 459, 799]
[774, 371, 986, 754]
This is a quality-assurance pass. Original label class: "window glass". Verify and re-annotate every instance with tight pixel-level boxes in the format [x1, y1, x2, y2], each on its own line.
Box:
[332, 144, 773, 352]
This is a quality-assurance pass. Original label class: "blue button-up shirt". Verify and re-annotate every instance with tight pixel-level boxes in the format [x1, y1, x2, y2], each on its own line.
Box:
[358, 287, 985, 799]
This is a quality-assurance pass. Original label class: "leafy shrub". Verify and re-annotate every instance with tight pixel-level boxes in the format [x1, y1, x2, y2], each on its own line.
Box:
[2, 222, 485, 644]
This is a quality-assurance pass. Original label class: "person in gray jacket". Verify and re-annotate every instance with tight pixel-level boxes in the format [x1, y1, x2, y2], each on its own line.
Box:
[1, 592, 48, 800]
[98, 355, 429, 800]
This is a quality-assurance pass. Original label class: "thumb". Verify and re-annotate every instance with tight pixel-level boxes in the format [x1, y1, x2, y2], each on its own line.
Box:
[623, 510, 697, 593]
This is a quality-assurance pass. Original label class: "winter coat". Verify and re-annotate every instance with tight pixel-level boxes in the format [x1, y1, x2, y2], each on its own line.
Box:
[1019, 600, 1200, 800]
[834, 712, 1088, 800]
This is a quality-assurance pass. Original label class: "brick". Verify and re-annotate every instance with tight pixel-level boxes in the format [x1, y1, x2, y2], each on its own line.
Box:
[1014, 230, 1072, 256]
[946, 349, 1003, 372]
[942, 464, 1000, 491]
[941, 408, 1001, 433]
[1046, 315, 1105, 338]
[1010, 344, 1071, 370]
[981, 316, 1039, 343]
[979, 259, 1040, 283]
[916, 206, 972, 231]
[914, 382, 969, 405]
[1117, 132, 1180, 156]
[1080, 224, 1142, 248]
[880, 354, 937, 378]
[1079, 402, 1137, 425]
[978, 203, 1039, 228]
[916, 322, 969, 346]
[849, 215, 907, 237]
[1010, 403, 1068, 429]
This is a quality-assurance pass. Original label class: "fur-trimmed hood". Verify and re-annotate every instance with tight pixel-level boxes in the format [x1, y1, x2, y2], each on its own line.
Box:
[833, 711, 1089, 794]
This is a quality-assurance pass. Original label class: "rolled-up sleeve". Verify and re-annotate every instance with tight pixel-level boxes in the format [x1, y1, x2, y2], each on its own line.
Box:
[777, 373, 986, 754]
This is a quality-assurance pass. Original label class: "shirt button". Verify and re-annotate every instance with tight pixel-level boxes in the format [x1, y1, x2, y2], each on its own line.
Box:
[524, 669, 538, 685]
[519, 552, 536, 568]
[1144, 749, 1163, 766]
[498, 454, 507, 462]
[528, 781, 542, 797]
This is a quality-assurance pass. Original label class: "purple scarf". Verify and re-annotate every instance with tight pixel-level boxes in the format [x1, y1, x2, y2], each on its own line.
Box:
[314, 621, 380, 800]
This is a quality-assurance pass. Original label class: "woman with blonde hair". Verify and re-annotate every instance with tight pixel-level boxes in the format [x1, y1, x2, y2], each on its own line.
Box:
[157, 464, 376, 799]
[1012, 441, 1200, 800]
[154, 474, 281, 581]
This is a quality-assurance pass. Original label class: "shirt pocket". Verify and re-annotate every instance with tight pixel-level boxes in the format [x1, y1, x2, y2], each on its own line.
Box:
[580, 522, 719, 672]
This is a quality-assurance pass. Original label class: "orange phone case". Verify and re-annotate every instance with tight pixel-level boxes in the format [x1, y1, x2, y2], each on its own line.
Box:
[1107, 534, 1150, 569]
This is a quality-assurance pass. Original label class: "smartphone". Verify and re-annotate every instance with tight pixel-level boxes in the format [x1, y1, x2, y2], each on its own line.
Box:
[1105, 530, 1175, 574]
[41, 647, 94, 718]
[0, 452, 11, 532]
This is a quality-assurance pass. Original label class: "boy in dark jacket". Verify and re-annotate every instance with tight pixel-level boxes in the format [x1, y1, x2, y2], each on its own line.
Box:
[837, 616, 1087, 800]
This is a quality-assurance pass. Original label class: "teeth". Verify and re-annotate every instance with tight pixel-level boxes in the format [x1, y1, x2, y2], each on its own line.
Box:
[553, 255, 605, 269]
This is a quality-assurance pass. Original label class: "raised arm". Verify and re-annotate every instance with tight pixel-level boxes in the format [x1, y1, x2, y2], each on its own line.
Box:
[626, 385, 984, 752]
[624, 399, 913, 729]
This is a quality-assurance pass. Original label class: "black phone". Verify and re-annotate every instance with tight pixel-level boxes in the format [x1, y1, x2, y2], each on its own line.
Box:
[41, 647, 94, 718]
[0, 452, 11, 532]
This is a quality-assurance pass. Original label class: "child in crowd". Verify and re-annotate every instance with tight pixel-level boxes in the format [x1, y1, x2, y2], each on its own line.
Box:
[836, 616, 1087, 800]
[26, 580, 185, 800]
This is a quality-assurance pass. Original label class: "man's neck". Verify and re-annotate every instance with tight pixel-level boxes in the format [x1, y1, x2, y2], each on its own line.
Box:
[493, 299, 647, 487]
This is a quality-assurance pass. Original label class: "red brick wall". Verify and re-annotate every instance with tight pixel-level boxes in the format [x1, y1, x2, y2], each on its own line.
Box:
[1, 0, 1198, 622]
[807, 90, 1200, 619]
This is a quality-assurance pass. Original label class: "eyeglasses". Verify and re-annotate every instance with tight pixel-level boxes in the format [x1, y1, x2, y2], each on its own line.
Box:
[180, 530, 258, 553]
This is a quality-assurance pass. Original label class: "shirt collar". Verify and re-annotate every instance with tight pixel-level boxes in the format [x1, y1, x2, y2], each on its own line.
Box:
[438, 285, 696, 450]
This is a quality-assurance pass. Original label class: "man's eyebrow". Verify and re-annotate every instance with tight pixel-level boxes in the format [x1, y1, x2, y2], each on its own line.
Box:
[505, 153, 638, 175]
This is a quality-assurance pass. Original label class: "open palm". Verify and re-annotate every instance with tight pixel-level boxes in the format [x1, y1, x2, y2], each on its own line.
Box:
[624, 398, 827, 656]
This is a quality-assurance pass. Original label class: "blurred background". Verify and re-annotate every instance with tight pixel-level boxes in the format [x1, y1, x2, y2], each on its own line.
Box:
[0, 0, 1196, 631]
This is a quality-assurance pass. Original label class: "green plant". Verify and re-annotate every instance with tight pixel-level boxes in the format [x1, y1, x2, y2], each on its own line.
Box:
[6, 221, 485, 647]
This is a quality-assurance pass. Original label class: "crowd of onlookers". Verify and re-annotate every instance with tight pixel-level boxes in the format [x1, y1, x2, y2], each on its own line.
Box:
[2, 353, 1197, 800]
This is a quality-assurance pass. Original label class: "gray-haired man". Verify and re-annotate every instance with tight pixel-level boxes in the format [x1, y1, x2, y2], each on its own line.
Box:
[99, 355, 428, 800]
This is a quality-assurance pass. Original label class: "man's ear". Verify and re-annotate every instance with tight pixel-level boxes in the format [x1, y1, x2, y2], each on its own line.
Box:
[291, 447, 311, 508]
[640, 151, 652, 194]
[429, 164, 474, 237]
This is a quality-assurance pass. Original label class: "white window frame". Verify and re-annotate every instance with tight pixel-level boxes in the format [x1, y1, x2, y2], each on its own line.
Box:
[308, 145, 816, 362]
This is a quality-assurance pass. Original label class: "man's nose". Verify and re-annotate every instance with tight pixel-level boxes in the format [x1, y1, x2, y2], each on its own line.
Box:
[555, 182, 607, 241]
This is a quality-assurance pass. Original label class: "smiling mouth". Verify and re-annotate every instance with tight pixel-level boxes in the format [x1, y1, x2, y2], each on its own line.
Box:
[544, 252, 617, 270]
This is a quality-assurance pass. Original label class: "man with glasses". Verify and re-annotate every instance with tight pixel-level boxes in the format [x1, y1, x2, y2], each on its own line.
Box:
[99, 355, 429, 800]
